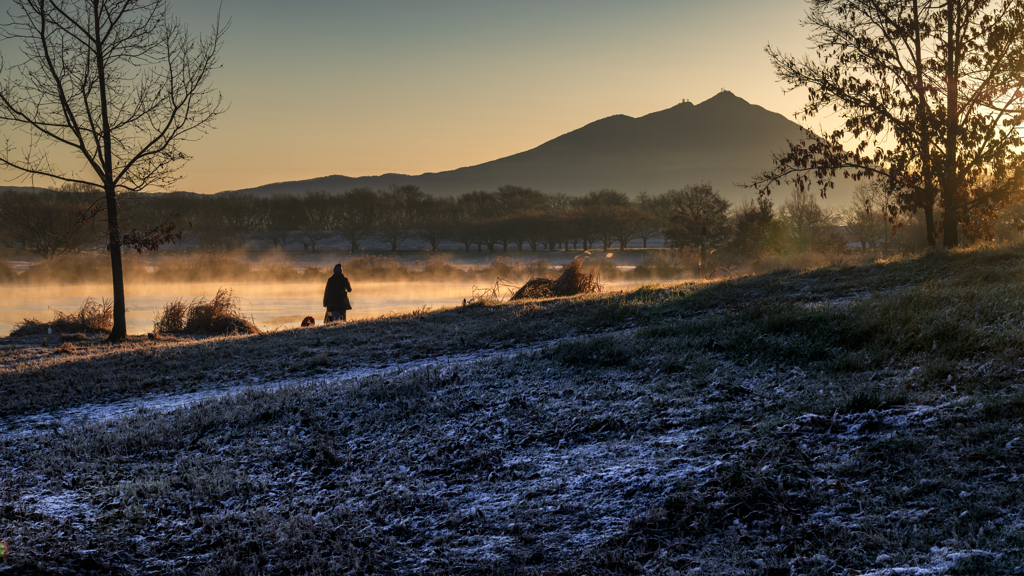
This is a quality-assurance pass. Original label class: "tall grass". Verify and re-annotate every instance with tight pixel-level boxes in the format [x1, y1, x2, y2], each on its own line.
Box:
[10, 297, 113, 336]
[154, 288, 259, 335]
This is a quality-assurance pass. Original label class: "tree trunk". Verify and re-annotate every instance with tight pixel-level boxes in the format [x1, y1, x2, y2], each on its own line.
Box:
[942, 0, 960, 248]
[913, 0, 937, 248]
[105, 186, 127, 342]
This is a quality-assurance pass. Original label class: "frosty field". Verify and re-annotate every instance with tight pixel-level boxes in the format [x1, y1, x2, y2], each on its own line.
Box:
[1, 246, 1023, 575]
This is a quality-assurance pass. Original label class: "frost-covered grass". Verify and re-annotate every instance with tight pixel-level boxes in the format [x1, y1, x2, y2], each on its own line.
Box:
[2, 245, 1024, 574]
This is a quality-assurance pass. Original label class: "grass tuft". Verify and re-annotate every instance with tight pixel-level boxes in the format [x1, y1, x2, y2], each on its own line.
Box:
[154, 288, 259, 335]
[10, 297, 112, 336]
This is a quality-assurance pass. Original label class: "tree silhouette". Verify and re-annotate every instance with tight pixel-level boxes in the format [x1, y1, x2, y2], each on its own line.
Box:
[754, 0, 1024, 248]
[0, 0, 227, 341]
[662, 183, 732, 249]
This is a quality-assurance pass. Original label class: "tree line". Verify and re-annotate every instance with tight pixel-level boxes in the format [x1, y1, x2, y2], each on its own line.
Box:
[6, 181, 1013, 262]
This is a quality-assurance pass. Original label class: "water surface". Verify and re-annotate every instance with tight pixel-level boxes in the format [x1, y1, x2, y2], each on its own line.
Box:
[1, 280, 644, 337]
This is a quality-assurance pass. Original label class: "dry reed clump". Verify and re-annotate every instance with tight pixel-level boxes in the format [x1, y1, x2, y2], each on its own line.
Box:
[154, 288, 258, 335]
[510, 258, 601, 301]
[10, 298, 113, 336]
[52, 298, 113, 332]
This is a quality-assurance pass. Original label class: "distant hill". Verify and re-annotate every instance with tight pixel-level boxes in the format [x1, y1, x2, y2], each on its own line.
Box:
[221, 92, 850, 207]
[0, 186, 49, 194]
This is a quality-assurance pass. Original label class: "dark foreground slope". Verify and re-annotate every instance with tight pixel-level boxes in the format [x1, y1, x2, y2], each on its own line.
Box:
[2, 247, 1024, 574]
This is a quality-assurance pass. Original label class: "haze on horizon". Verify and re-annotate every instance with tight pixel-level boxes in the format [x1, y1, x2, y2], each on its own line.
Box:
[0, 0, 817, 194]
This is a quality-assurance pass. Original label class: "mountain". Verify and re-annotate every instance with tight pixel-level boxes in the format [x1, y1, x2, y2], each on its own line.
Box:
[222, 92, 848, 207]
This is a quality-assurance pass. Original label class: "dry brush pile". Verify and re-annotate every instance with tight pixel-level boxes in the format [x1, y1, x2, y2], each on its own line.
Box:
[510, 258, 602, 301]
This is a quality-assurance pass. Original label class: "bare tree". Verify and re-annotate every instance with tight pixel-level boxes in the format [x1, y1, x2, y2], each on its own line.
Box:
[335, 188, 379, 252]
[413, 196, 457, 252]
[256, 195, 300, 250]
[297, 191, 336, 252]
[842, 181, 892, 250]
[781, 189, 838, 253]
[374, 187, 416, 252]
[632, 192, 668, 248]
[0, 0, 227, 341]
[662, 183, 732, 249]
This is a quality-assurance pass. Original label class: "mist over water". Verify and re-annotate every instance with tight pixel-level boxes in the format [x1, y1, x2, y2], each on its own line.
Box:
[0, 279, 644, 337]
[0, 281, 473, 336]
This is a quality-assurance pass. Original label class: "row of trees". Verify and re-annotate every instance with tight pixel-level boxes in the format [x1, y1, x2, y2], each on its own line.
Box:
[173, 185, 664, 253]
[2, 185, 666, 255]
[7, 181, 998, 261]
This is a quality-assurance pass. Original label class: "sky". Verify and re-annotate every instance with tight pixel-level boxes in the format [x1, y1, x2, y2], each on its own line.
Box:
[2, 0, 818, 194]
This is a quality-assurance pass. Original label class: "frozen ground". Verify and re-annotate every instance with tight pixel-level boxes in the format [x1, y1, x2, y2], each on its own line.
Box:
[5, 332, 1018, 574]
[4, 248, 1024, 574]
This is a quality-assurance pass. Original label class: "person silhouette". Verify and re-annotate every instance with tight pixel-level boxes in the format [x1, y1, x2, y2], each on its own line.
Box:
[323, 264, 352, 322]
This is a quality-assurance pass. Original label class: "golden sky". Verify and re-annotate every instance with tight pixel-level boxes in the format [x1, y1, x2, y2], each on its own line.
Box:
[2, 0, 818, 194]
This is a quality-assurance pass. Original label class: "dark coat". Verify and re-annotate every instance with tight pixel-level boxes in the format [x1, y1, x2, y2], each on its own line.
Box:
[323, 273, 352, 311]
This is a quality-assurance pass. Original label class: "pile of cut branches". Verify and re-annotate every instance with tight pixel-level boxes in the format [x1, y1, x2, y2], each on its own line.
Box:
[510, 258, 601, 301]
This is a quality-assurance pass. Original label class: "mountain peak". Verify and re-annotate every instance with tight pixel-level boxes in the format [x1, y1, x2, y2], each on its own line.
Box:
[220, 93, 852, 206]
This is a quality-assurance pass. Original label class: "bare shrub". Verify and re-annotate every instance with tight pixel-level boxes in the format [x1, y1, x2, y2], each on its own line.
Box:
[463, 278, 513, 307]
[298, 265, 326, 281]
[509, 277, 556, 300]
[154, 288, 258, 335]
